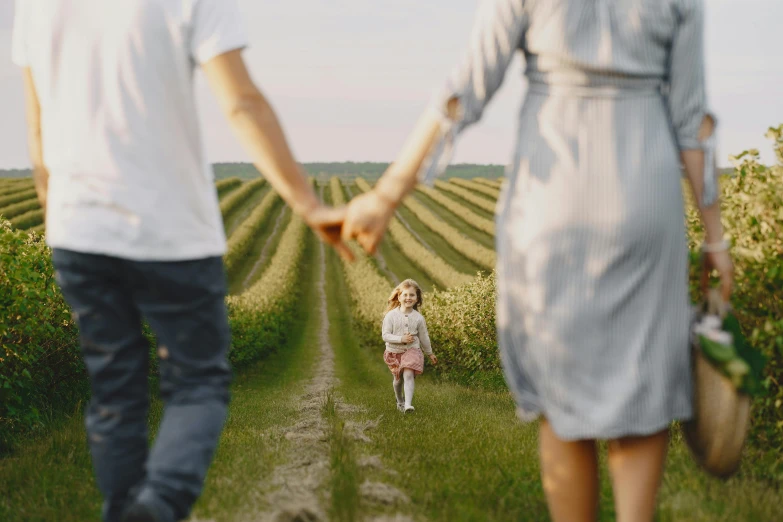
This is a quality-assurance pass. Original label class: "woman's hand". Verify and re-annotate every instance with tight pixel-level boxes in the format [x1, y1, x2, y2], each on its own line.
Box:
[303, 204, 354, 261]
[703, 249, 734, 302]
[401, 334, 415, 344]
[341, 190, 397, 255]
[428, 354, 438, 365]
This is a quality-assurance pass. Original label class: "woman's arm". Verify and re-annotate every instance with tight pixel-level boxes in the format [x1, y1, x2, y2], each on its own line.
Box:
[342, 0, 528, 254]
[666, 0, 733, 300]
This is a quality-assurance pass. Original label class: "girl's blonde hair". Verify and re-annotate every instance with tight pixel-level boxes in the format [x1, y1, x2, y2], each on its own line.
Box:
[385, 279, 423, 315]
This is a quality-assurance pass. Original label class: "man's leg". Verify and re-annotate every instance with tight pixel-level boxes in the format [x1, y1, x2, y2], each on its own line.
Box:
[52, 249, 150, 522]
[127, 256, 231, 522]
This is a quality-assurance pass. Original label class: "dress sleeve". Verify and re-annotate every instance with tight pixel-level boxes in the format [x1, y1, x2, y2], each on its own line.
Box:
[417, 317, 433, 355]
[418, 0, 528, 185]
[667, 0, 719, 206]
[382, 312, 402, 344]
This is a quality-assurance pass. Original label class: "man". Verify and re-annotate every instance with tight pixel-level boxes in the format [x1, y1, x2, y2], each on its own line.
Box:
[12, 1, 350, 521]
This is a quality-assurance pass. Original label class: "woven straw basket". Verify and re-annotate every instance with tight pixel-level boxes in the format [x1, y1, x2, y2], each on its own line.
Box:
[683, 289, 751, 479]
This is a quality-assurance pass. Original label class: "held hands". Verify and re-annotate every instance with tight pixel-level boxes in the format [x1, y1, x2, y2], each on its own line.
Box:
[302, 203, 354, 261]
[341, 189, 397, 255]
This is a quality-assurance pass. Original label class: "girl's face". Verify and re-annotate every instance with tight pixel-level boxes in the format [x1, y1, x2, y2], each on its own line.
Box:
[398, 286, 417, 309]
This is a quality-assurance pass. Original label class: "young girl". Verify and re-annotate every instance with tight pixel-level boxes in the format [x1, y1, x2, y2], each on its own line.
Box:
[381, 279, 437, 413]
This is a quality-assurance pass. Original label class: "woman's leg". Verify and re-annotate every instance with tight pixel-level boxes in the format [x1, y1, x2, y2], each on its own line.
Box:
[607, 429, 669, 522]
[402, 369, 415, 408]
[539, 418, 599, 522]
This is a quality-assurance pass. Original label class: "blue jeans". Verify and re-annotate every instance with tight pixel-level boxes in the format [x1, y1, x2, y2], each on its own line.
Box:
[52, 249, 232, 522]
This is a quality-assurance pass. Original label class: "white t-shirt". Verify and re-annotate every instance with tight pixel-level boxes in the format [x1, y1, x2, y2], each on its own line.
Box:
[11, 0, 248, 261]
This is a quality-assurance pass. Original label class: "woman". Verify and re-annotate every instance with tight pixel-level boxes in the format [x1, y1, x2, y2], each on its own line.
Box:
[341, 1, 734, 521]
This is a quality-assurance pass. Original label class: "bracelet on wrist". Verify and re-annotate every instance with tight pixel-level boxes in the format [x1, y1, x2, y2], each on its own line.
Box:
[701, 238, 730, 253]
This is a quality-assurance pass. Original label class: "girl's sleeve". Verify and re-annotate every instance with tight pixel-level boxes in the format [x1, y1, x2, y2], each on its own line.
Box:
[418, 0, 528, 185]
[382, 312, 402, 344]
[667, 0, 719, 206]
[418, 317, 433, 355]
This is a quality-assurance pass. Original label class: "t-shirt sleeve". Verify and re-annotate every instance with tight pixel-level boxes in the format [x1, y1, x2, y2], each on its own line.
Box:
[11, 0, 30, 67]
[190, 0, 249, 65]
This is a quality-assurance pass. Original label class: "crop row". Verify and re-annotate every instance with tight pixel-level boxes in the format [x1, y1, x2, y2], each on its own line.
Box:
[354, 177, 473, 289]
[450, 178, 500, 199]
[0, 188, 38, 209]
[223, 189, 281, 281]
[415, 185, 495, 236]
[215, 176, 243, 198]
[226, 209, 308, 368]
[473, 177, 503, 189]
[0, 198, 41, 220]
[219, 178, 265, 220]
[400, 194, 495, 270]
[330, 177, 392, 327]
[434, 180, 496, 214]
[10, 209, 43, 230]
[0, 179, 34, 197]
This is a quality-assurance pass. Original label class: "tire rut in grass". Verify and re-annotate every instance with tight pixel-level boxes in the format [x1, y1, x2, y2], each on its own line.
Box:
[249, 240, 411, 522]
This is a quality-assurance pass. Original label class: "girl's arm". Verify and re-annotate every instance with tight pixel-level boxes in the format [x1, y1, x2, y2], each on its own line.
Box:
[382, 312, 403, 344]
[418, 317, 434, 356]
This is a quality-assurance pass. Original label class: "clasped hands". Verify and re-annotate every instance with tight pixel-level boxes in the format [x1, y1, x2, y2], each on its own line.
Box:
[304, 188, 397, 261]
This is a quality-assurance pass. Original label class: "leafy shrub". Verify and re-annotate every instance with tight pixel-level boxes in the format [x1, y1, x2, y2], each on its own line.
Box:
[686, 124, 783, 450]
[0, 222, 83, 453]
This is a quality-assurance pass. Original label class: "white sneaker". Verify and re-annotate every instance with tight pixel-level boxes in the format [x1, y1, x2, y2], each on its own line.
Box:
[404, 405, 415, 414]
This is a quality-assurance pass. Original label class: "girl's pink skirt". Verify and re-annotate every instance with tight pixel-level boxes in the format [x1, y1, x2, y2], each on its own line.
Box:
[383, 348, 424, 379]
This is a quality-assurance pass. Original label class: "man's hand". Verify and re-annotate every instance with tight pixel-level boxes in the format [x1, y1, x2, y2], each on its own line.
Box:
[341, 190, 396, 255]
[303, 204, 354, 261]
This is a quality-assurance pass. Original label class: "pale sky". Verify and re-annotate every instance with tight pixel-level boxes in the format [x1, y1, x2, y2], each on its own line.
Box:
[0, 0, 781, 169]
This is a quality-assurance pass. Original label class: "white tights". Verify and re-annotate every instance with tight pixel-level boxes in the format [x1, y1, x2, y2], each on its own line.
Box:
[393, 369, 416, 408]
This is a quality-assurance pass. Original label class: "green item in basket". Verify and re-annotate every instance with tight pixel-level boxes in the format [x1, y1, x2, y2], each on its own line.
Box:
[696, 311, 767, 396]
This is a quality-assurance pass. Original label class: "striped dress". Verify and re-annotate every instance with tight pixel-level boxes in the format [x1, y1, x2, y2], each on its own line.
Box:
[422, 0, 716, 440]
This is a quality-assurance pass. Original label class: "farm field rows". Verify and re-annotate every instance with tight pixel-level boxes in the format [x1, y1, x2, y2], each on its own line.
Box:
[1, 155, 782, 521]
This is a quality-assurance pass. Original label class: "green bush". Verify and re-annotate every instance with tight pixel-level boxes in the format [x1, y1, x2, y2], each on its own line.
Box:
[686, 124, 783, 451]
[0, 222, 84, 453]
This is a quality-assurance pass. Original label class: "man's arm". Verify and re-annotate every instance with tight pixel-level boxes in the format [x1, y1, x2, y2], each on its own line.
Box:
[22, 68, 48, 213]
[201, 49, 351, 259]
